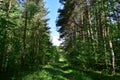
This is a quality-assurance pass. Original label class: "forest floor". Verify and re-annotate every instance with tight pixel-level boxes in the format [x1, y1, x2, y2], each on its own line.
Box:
[1, 61, 120, 80]
[0, 62, 120, 80]
[21, 61, 120, 80]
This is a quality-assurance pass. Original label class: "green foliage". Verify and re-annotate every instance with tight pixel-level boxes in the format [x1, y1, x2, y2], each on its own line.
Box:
[0, 0, 53, 78]
[22, 70, 52, 80]
[57, 0, 120, 75]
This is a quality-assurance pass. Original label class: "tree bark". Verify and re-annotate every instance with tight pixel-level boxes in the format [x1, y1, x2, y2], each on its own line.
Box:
[109, 40, 115, 74]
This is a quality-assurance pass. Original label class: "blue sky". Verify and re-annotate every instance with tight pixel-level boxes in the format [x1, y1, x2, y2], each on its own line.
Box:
[44, 0, 63, 46]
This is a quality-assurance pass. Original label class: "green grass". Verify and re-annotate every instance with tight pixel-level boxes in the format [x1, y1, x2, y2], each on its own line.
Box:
[20, 61, 120, 80]
[1, 61, 120, 80]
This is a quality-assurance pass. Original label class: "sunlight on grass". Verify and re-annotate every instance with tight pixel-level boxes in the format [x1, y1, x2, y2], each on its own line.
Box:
[63, 69, 73, 74]
[19, 63, 120, 80]
[61, 63, 69, 68]
[22, 70, 52, 80]
[43, 65, 53, 69]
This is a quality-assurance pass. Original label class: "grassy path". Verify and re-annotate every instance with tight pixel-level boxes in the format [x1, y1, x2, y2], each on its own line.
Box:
[12, 61, 120, 80]
[41, 62, 120, 80]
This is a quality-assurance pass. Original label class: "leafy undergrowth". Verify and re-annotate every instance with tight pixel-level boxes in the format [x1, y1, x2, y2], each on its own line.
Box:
[19, 62, 120, 80]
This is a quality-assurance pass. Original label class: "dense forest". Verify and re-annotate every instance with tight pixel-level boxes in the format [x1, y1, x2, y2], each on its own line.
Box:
[0, 0, 120, 80]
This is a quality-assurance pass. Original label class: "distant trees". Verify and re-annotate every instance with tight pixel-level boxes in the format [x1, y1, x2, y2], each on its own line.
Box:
[57, 0, 120, 74]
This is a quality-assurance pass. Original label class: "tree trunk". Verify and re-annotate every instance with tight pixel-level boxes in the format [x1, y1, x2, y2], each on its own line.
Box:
[3, 0, 12, 72]
[109, 40, 115, 74]
[21, 10, 28, 70]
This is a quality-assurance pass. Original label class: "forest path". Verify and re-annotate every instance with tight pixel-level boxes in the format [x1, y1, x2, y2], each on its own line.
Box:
[16, 61, 120, 80]
[42, 61, 120, 80]
[1, 61, 120, 80]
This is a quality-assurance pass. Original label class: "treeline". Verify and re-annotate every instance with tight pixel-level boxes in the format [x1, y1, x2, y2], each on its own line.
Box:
[57, 0, 120, 74]
[0, 0, 56, 75]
